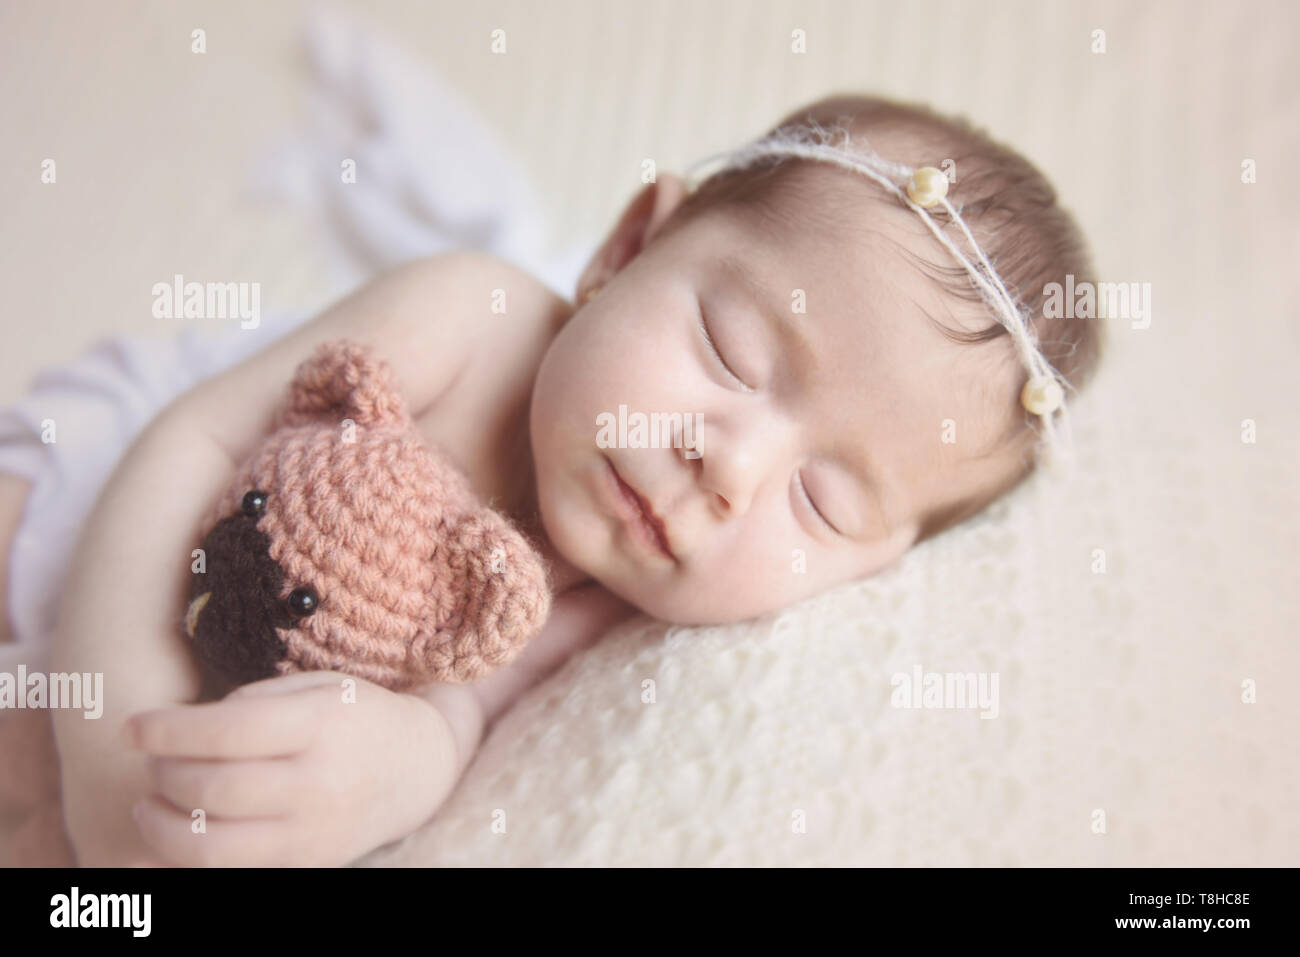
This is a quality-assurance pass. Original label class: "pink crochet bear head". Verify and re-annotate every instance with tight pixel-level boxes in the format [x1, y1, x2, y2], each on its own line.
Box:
[184, 338, 551, 697]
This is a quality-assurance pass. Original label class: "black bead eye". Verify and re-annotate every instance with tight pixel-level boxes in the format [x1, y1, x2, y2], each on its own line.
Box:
[286, 587, 319, 617]
[241, 490, 268, 516]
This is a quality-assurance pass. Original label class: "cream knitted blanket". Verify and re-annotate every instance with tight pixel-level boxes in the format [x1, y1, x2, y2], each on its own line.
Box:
[359, 342, 1297, 864]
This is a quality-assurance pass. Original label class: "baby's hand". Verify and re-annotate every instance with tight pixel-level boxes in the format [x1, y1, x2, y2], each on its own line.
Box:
[125, 671, 454, 867]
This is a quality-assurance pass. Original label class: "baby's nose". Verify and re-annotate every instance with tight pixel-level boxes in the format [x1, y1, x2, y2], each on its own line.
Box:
[698, 416, 797, 518]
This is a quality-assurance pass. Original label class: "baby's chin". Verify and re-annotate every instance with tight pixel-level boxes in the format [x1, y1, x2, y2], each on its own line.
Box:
[536, 489, 678, 619]
[588, 560, 782, 626]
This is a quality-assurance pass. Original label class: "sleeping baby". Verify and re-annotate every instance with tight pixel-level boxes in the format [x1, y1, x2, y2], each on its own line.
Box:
[0, 93, 1102, 865]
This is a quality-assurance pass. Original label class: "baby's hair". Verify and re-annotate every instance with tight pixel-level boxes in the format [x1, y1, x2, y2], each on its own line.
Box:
[660, 94, 1104, 544]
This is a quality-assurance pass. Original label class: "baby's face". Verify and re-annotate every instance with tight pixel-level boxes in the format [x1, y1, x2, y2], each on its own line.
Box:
[530, 181, 1018, 624]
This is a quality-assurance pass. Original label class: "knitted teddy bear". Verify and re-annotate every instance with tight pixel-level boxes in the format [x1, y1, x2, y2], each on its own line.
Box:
[184, 337, 552, 698]
[1, 338, 552, 865]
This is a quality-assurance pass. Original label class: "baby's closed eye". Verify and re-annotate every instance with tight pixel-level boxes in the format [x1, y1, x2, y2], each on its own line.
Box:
[794, 470, 842, 536]
[696, 299, 756, 392]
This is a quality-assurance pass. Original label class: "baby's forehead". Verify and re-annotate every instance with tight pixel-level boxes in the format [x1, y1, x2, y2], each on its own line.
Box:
[696, 196, 985, 346]
[682, 204, 1023, 456]
[697, 171, 952, 287]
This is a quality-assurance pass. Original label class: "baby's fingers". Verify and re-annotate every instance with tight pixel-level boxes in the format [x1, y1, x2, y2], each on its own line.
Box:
[132, 796, 297, 867]
[149, 755, 301, 819]
[127, 694, 323, 759]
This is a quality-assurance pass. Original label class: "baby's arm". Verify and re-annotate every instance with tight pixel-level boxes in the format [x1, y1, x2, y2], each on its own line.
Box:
[50, 252, 503, 865]
[50, 412, 223, 865]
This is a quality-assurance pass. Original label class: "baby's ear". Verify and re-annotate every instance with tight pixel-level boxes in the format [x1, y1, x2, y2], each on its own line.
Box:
[277, 338, 409, 430]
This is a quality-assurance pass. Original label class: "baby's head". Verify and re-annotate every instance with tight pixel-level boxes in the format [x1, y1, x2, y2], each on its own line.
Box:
[530, 94, 1102, 624]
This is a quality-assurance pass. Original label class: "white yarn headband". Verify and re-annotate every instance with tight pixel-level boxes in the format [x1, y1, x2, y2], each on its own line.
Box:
[683, 118, 1077, 468]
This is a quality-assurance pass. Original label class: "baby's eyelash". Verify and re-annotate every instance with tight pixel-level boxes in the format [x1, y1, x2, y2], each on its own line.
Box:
[796, 471, 840, 536]
[698, 307, 753, 391]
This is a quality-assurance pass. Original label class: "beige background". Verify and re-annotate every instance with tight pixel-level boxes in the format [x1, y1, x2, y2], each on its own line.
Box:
[1, 0, 1296, 867]
[4, 0, 1294, 402]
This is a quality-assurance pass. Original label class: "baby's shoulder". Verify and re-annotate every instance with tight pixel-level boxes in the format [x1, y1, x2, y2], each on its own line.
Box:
[425, 249, 570, 331]
[377, 248, 570, 340]
[371, 250, 572, 414]
[402, 251, 570, 509]
[437, 249, 572, 384]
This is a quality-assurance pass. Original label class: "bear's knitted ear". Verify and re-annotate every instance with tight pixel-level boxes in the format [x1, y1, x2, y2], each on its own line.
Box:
[277, 338, 410, 430]
[409, 508, 552, 683]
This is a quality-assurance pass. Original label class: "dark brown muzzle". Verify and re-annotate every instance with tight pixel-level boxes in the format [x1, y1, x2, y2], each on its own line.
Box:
[187, 501, 301, 696]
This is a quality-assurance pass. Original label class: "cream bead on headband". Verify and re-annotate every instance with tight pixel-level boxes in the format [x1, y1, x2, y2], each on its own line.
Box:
[683, 119, 1077, 467]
